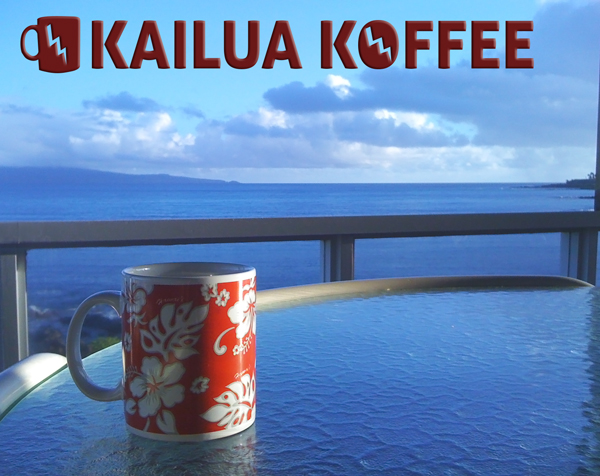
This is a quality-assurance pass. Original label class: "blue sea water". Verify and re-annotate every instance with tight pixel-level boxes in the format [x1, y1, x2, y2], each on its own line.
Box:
[0, 181, 594, 331]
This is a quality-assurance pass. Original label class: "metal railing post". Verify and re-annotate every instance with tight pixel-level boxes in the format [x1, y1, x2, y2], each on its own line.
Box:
[321, 236, 355, 282]
[560, 231, 598, 284]
[0, 252, 29, 370]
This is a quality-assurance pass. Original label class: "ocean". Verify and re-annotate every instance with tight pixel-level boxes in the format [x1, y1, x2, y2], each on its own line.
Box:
[0, 178, 594, 353]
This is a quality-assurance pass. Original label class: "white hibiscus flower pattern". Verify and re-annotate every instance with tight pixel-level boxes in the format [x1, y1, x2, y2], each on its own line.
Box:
[201, 284, 218, 301]
[124, 281, 153, 326]
[202, 284, 231, 308]
[227, 278, 256, 340]
[127, 288, 146, 314]
[125, 300, 207, 435]
[123, 332, 132, 352]
[128, 357, 185, 418]
[216, 289, 230, 307]
[191, 376, 210, 394]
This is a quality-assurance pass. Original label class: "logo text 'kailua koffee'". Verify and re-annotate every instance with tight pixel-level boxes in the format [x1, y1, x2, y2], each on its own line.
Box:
[21, 18, 534, 73]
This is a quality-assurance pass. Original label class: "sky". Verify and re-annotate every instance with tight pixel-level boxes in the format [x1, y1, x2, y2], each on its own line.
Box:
[0, 0, 599, 183]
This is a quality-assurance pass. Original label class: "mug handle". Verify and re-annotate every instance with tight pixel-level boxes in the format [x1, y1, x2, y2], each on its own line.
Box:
[20, 25, 39, 61]
[66, 291, 123, 401]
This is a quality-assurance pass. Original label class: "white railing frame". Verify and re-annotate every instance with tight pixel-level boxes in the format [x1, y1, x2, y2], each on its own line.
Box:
[1, 211, 599, 370]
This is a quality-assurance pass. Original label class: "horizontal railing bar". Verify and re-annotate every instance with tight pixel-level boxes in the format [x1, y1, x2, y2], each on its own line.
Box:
[1, 212, 600, 251]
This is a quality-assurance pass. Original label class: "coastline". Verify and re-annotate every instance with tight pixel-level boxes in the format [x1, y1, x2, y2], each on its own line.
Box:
[537, 177, 596, 190]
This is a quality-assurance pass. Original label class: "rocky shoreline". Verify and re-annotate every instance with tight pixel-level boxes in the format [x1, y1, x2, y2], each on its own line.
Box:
[538, 174, 596, 190]
[29, 307, 121, 357]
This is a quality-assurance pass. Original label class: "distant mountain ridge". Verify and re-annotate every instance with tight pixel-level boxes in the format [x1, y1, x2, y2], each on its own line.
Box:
[0, 166, 236, 186]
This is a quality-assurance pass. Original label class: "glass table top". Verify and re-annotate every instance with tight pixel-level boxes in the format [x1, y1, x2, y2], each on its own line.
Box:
[1, 285, 599, 475]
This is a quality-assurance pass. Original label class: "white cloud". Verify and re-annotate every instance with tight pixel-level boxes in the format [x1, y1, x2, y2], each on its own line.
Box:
[373, 110, 435, 131]
[325, 74, 352, 98]
[170, 133, 195, 147]
[256, 108, 289, 129]
[0, 95, 594, 183]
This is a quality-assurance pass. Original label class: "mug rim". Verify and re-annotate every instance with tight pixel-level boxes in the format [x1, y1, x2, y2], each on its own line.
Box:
[122, 262, 255, 283]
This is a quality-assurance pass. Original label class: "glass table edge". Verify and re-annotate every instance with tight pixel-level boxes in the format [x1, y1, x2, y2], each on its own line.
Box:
[256, 274, 593, 311]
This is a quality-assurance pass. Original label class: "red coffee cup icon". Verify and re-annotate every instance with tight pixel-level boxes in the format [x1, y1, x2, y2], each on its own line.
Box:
[21, 16, 80, 73]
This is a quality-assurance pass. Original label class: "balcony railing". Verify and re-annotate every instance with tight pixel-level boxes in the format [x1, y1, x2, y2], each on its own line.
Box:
[1, 211, 599, 370]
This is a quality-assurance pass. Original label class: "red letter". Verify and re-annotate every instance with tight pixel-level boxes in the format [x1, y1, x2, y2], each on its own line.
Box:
[92, 21, 128, 69]
[224, 21, 260, 69]
[194, 21, 220, 68]
[262, 21, 302, 69]
[471, 21, 499, 68]
[175, 21, 185, 69]
[405, 21, 433, 69]
[438, 21, 465, 69]
[92, 21, 103, 68]
[130, 21, 170, 69]
[506, 21, 533, 68]
[321, 21, 357, 69]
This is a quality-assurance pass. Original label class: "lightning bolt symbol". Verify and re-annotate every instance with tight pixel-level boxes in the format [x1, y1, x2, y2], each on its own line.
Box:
[365, 27, 392, 62]
[46, 25, 67, 65]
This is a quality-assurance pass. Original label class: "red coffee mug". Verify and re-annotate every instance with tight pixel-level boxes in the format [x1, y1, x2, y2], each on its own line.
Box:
[21, 16, 80, 73]
[66, 262, 256, 441]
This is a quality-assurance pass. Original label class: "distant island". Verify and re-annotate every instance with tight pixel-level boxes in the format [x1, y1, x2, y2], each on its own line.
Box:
[0, 166, 239, 186]
[539, 172, 596, 190]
